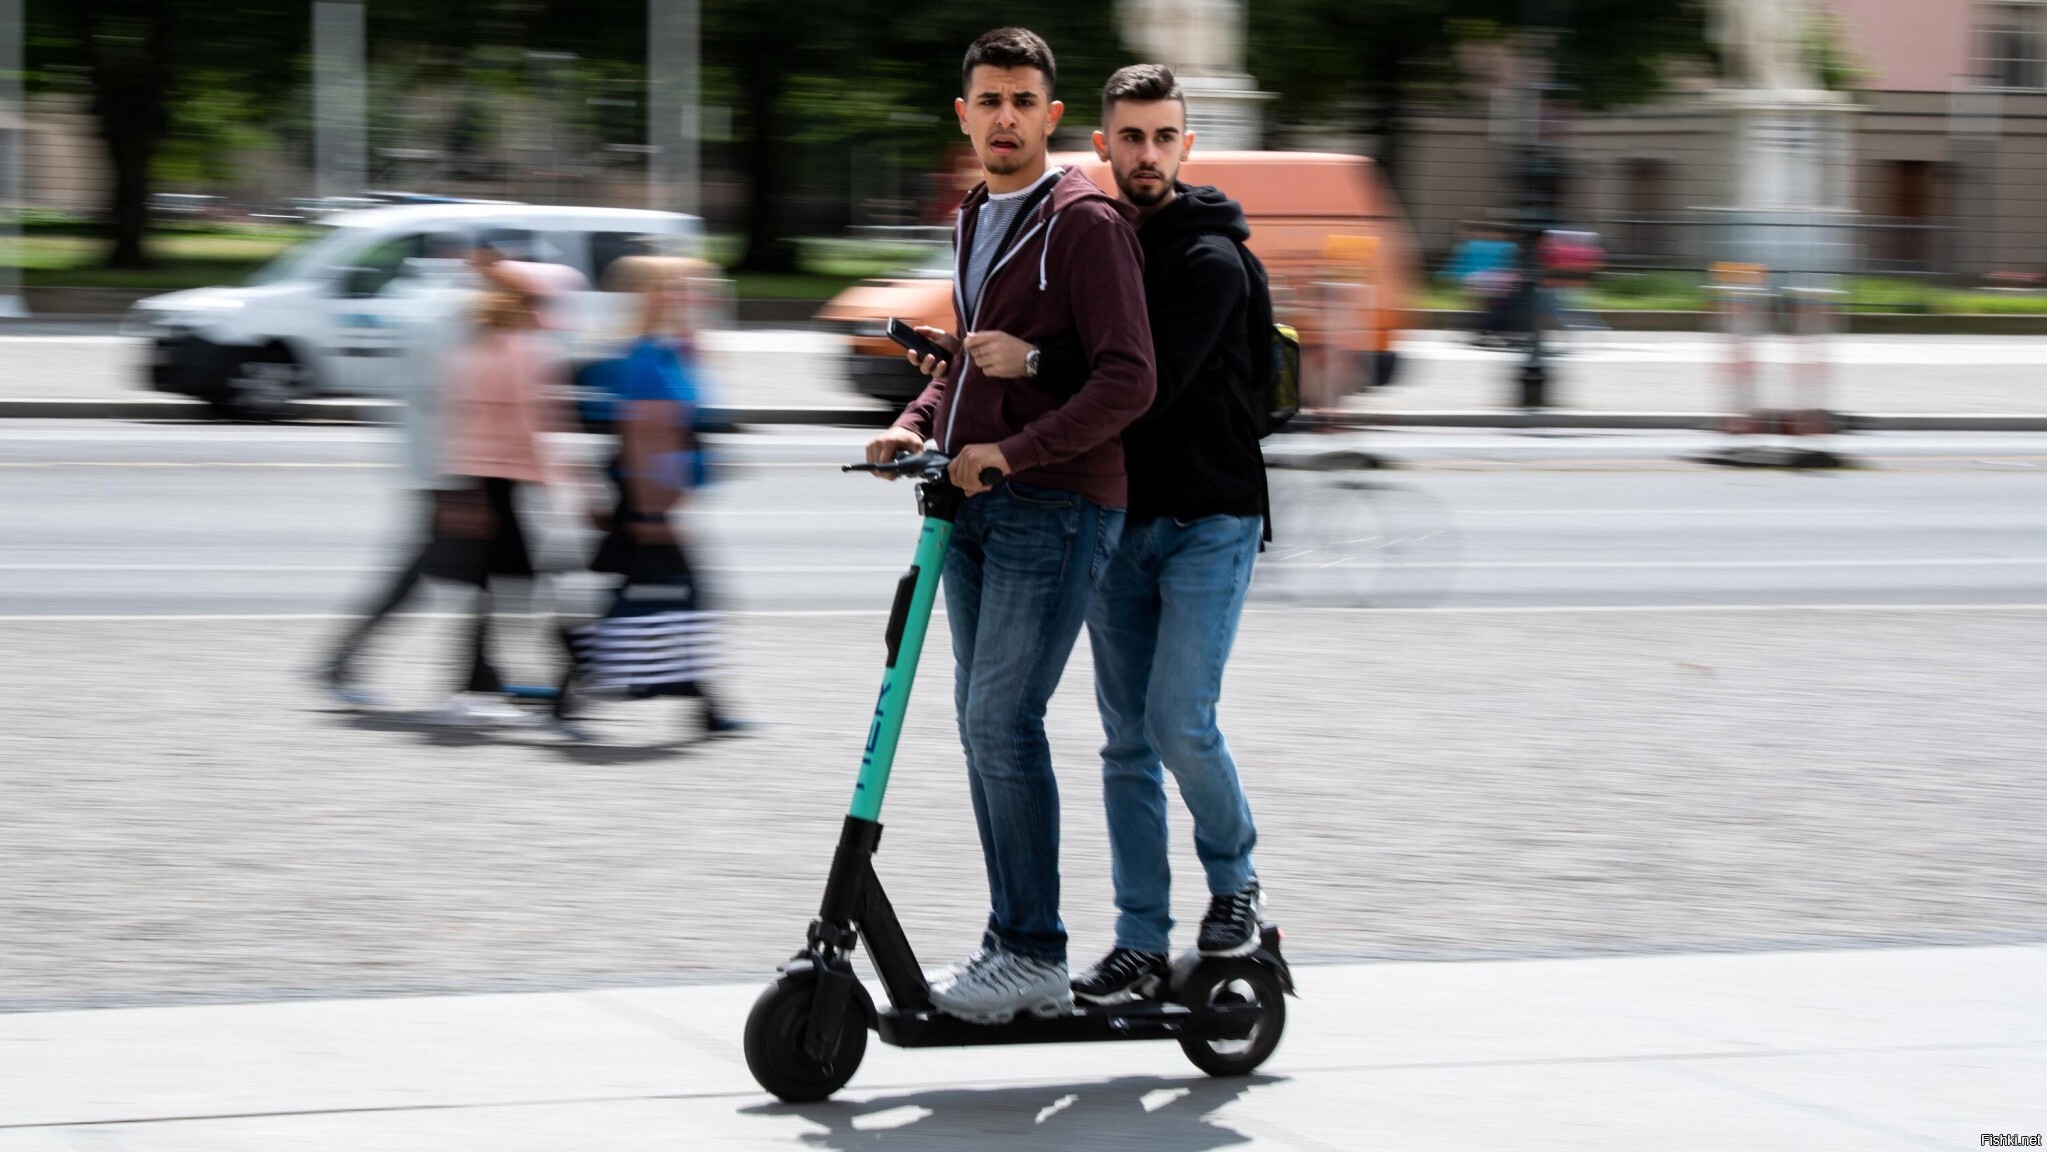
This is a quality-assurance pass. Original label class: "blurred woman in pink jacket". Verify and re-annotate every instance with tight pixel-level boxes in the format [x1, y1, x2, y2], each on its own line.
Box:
[421, 252, 586, 724]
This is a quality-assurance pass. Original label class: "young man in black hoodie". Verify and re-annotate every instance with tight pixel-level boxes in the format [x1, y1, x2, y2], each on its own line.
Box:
[980, 64, 1269, 1003]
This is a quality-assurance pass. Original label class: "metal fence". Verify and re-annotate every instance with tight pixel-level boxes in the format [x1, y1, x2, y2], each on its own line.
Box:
[1512, 211, 2003, 312]
[1592, 213, 1957, 274]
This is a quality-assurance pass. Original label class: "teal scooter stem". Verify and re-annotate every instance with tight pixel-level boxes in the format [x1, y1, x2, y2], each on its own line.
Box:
[844, 466, 956, 822]
[741, 450, 1291, 1105]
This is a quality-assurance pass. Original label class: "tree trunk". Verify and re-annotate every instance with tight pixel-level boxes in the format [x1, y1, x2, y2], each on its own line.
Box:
[734, 53, 795, 274]
[83, 2, 175, 269]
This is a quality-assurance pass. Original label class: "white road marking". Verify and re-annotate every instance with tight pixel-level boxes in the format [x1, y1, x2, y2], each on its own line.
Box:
[3, 604, 2046, 622]
[4, 557, 2045, 576]
[0, 335, 137, 345]
[1260, 557, 2047, 572]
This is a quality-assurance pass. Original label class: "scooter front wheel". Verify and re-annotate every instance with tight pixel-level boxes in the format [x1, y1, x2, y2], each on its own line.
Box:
[1177, 960, 1287, 1077]
[743, 974, 867, 1102]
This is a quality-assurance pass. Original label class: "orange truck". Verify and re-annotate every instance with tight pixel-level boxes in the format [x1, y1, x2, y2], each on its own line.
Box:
[818, 150, 1415, 407]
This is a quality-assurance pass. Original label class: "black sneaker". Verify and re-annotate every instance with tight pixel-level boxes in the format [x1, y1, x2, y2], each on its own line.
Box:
[1070, 947, 1170, 1006]
[1197, 882, 1265, 957]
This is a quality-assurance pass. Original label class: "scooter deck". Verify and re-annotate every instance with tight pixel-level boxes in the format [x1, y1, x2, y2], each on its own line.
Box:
[876, 998, 1263, 1049]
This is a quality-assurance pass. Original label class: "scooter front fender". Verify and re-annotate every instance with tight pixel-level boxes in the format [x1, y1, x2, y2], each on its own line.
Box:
[776, 952, 881, 1030]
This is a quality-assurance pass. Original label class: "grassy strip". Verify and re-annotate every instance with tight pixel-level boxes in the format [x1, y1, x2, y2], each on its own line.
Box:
[1425, 270, 2047, 315]
[21, 225, 2047, 315]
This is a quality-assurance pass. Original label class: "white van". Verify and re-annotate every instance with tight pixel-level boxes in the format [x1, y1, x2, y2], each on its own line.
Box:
[127, 203, 700, 418]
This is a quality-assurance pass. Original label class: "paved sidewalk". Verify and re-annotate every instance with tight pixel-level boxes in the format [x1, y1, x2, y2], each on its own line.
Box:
[8, 331, 2047, 421]
[0, 944, 2038, 1149]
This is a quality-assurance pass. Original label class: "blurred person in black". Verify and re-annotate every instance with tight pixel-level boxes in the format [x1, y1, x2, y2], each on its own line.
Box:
[320, 232, 477, 707]
[975, 64, 1270, 1004]
[323, 237, 588, 722]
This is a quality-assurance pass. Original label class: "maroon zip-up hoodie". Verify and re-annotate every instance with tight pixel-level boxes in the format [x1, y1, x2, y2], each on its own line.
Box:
[891, 165, 1157, 509]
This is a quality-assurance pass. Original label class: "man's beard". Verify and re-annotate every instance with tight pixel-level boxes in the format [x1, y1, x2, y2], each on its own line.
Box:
[1118, 169, 1170, 207]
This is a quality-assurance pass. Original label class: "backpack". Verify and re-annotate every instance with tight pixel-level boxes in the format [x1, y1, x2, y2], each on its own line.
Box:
[1231, 240, 1301, 437]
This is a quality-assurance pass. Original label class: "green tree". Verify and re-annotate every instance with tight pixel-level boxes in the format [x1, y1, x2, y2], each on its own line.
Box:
[695, 0, 1130, 271]
[29, 0, 1144, 272]
[29, 0, 305, 267]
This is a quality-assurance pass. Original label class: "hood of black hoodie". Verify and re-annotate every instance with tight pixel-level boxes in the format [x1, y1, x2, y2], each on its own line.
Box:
[1141, 182, 1250, 246]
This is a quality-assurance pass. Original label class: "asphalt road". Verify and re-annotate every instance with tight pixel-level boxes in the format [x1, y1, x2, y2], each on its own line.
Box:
[1, 424, 2044, 615]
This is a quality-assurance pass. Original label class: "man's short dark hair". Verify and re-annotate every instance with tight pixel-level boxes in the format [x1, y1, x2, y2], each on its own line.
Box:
[1101, 63, 1183, 120]
[962, 27, 1056, 96]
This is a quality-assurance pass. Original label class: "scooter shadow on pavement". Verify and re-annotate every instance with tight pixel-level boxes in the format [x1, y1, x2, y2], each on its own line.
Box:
[742, 1072, 1280, 1150]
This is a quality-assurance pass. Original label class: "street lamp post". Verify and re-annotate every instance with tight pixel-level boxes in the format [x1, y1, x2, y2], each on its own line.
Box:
[648, 0, 700, 217]
[313, 1, 367, 201]
[1512, 0, 1564, 410]
[1515, 141, 1561, 408]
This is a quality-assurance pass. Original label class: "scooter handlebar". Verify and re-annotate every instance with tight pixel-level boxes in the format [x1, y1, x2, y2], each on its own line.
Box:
[842, 450, 950, 479]
[841, 452, 1006, 489]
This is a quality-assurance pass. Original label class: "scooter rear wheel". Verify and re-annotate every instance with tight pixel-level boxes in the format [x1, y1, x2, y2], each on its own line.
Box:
[743, 975, 867, 1102]
[1177, 960, 1287, 1077]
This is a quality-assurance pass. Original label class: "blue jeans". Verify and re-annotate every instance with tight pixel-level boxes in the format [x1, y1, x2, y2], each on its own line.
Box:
[944, 481, 1124, 964]
[1088, 513, 1263, 954]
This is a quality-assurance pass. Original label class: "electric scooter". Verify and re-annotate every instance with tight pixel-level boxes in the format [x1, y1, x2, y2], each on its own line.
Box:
[742, 450, 1293, 1103]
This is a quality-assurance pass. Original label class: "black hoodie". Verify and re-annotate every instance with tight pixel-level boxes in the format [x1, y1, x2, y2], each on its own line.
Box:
[1040, 182, 1264, 522]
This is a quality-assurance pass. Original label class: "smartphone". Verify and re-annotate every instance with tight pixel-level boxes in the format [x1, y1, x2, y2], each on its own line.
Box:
[886, 317, 950, 365]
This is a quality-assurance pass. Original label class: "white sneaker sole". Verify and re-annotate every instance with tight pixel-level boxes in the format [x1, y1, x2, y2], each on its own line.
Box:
[1198, 912, 1266, 958]
[1072, 973, 1164, 1007]
[931, 993, 1072, 1026]
[1197, 935, 1261, 959]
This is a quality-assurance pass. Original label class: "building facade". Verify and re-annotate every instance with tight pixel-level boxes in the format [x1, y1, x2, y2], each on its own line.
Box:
[1394, 0, 2045, 277]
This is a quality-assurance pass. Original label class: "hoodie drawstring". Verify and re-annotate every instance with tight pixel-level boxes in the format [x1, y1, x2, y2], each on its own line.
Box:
[1039, 211, 1059, 291]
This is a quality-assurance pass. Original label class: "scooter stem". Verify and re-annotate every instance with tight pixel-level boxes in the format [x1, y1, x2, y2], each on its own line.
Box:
[847, 477, 963, 821]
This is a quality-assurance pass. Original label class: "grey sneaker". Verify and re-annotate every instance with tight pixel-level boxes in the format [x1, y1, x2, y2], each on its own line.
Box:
[928, 947, 1072, 1025]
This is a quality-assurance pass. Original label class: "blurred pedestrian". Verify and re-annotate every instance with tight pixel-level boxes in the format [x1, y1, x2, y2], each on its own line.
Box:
[321, 233, 486, 707]
[560, 254, 744, 738]
[1541, 228, 1608, 331]
[417, 246, 589, 725]
[1443, 224, 1519, 346]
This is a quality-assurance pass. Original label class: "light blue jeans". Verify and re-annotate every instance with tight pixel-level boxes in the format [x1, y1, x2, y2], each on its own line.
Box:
[1088, 513, 1263, 954]
[945, 481, 1124, 964]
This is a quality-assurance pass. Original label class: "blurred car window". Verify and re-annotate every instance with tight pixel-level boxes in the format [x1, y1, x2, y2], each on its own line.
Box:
[591, 231, 660, 288]
[339, 233, 429, 298]
[242, 224, 344, 286]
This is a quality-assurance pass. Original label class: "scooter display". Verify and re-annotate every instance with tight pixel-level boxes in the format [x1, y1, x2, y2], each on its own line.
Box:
[742, 450, 1293, 1103]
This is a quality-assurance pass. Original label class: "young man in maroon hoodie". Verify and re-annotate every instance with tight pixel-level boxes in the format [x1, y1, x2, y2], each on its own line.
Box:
[864, 27, 1156, 1024]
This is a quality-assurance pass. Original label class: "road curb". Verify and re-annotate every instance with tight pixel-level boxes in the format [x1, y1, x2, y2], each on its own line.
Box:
[1415, 310, 2047, 335]
[5, 398, 2047, 434]
[1325, 410, 2047, 433]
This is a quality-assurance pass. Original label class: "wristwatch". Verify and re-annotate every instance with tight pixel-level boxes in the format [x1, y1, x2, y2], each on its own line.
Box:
[1024, 344, 1041, 379]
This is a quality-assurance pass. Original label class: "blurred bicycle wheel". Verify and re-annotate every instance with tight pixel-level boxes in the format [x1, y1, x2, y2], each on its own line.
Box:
[1261, 461, 1461, 608]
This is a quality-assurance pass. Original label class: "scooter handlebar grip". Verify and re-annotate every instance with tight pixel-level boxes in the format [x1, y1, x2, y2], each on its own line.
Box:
[979, 468, 1004, 488]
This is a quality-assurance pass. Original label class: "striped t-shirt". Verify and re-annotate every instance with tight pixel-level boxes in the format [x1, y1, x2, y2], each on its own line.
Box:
[961, 168, 1061, 320]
